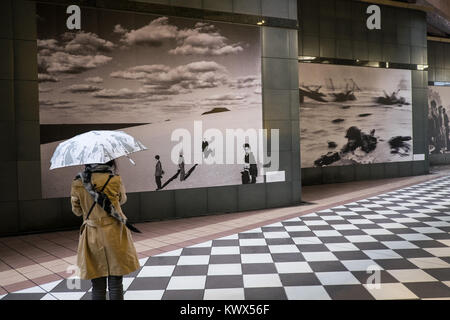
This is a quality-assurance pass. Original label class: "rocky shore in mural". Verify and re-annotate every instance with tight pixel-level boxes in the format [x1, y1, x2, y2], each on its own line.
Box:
[299, 63, 413, 168]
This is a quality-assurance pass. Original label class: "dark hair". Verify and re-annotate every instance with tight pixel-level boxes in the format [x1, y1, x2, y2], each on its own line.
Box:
[243, 143, 250, 148]
[105, 159, 116, 167]
[155, 155, 160, 160]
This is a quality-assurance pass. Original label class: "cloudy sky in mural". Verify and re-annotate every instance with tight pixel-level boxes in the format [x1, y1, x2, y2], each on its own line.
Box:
[37, 6, 261, 124]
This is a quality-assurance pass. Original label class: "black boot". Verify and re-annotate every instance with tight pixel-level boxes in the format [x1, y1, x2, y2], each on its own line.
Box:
[108, 275, 124, 300]
[91, 277, 107, 300]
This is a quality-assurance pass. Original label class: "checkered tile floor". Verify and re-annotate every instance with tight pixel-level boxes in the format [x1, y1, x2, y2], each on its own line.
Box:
[2, 176, 450, 300]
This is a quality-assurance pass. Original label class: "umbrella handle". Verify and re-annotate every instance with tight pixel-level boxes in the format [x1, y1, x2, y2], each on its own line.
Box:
[127, 156, 136, 166]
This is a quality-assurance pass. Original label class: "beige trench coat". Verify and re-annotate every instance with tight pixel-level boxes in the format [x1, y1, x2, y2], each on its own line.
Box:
[71, 172, 140, 280]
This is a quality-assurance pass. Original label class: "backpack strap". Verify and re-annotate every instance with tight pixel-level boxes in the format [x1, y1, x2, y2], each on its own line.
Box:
[85, 174, 114, 221]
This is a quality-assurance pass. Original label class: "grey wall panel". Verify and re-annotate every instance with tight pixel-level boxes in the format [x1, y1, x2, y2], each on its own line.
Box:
[17, 160, 42, 201]
[14, 81, 39, 122]
[354, 165, 370, 181]
[140, 190, 176, 221]
[19, 198, 61, 232]
[207, 185, 238, 214]
[0, 201, 19, 235]
[203, 0, 232, 12]
[384, 162, 399, 178]
[170, 0, 202, 9]
[0, 80, 14, 121]
[13, 40, 38, 81]
[238, 183, 266, 211]
[338, 165, 355, 183]
[122, 192, 141, 223]
[398, 161, 413, 177]
[0, 161, 18, 201]
[263, 90, 291, 121]
[262, 0, 289, 19]
[0, 39, 13, 80]
[16, 121, 40, 161]
[262, 27, 290, 59]
[266, 182, 292, 208]
[175, 188, 208, 218]
[0, 122, 16, 162]
[12, 0, 36, 41]
[232, 0, 261, 16]
[0, 0, 13, 39]
[370, 163, 385, 180]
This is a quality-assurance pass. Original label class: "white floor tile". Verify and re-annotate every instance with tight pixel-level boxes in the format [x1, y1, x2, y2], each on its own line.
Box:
[239, 238, 267, 246]
[211, 246, 240, 255]
[241, 253, 273, 264]
[320, 216, 344, 221]
[155, 249, 182, 257]
[364, 283, 418, 300]
[312, 230, 341, 237]
[348, 219, 374, 225]
[275, 262, 313, 274]
[341, 259, 381, 271]
[378, 223, 407, 229]
[316, 272, 360, 285]
[242, 228, 262, 233]
[217, 234, 238, 240]
[177, 255, 210, 265]
[408, 257, 449, 269]
[137, 265, 175, 277]
[139, 257, 149, 267]
[345, 235, 377, 243]
[268, 245, 299, 253]
[167, 276, 206, 290]
[424, 247, 450, 257]
[51, 292, 86, 300]
[285, 286, 331, 300]
[40, 280, 63, 292]
[398, 233, 432, 241]
[363, 229, 392, 235]
[325, 243, 359, 252]
[381, 241, 418, 249]
[412, 227, 445, 234]
[123, 277, 134, 291]
[302, 252, 338, 262]
[332, 224, 359, 230]
[13, 286, 46, 294]
[207, 264, 242, 276]
[363, 249, 402, 260]
[304, 220, 327, 226]
[204, 288, 245, 300]
[243, 274, 282, 288]
[40, 294, 57, 300]
[387, 269, 438, 283]
[263, 232, 291, 239]
[124, 290, 164, 300]
[189, 240, 213, 248]
[284, 226, 310, 232]
[292, 237, 322, 245]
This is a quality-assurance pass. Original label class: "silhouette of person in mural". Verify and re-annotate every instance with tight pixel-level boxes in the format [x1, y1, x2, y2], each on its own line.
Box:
[154, 155, 164, 190]
[242, 143, 257, 184]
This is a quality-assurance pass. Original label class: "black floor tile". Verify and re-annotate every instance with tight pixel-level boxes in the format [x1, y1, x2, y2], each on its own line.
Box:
[244, 287, 287, 300]
[279, 273, 321, 286]
[205, 275, 243, 289]
[324, 284, 374, 300]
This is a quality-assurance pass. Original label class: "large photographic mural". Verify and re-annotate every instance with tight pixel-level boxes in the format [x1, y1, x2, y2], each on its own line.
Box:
[428, 85, 450, 155]
[299, 63, 413, 168]
[37, 4, 263, 198]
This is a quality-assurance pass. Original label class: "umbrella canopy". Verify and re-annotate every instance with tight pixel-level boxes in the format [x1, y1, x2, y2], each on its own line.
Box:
[50, 130, 147, 170]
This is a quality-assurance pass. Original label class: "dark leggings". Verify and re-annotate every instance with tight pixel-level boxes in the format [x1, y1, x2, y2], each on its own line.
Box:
[91, 275, 123, 300]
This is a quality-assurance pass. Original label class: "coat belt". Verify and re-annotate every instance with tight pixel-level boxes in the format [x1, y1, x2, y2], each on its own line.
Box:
[82, 216, 116, 228]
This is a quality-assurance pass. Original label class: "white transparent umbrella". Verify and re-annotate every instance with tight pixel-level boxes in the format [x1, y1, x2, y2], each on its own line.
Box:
[50, 130, 147, 170]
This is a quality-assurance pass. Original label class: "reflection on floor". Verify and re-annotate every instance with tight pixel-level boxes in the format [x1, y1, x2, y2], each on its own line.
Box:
[2, 175, 449, 300]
